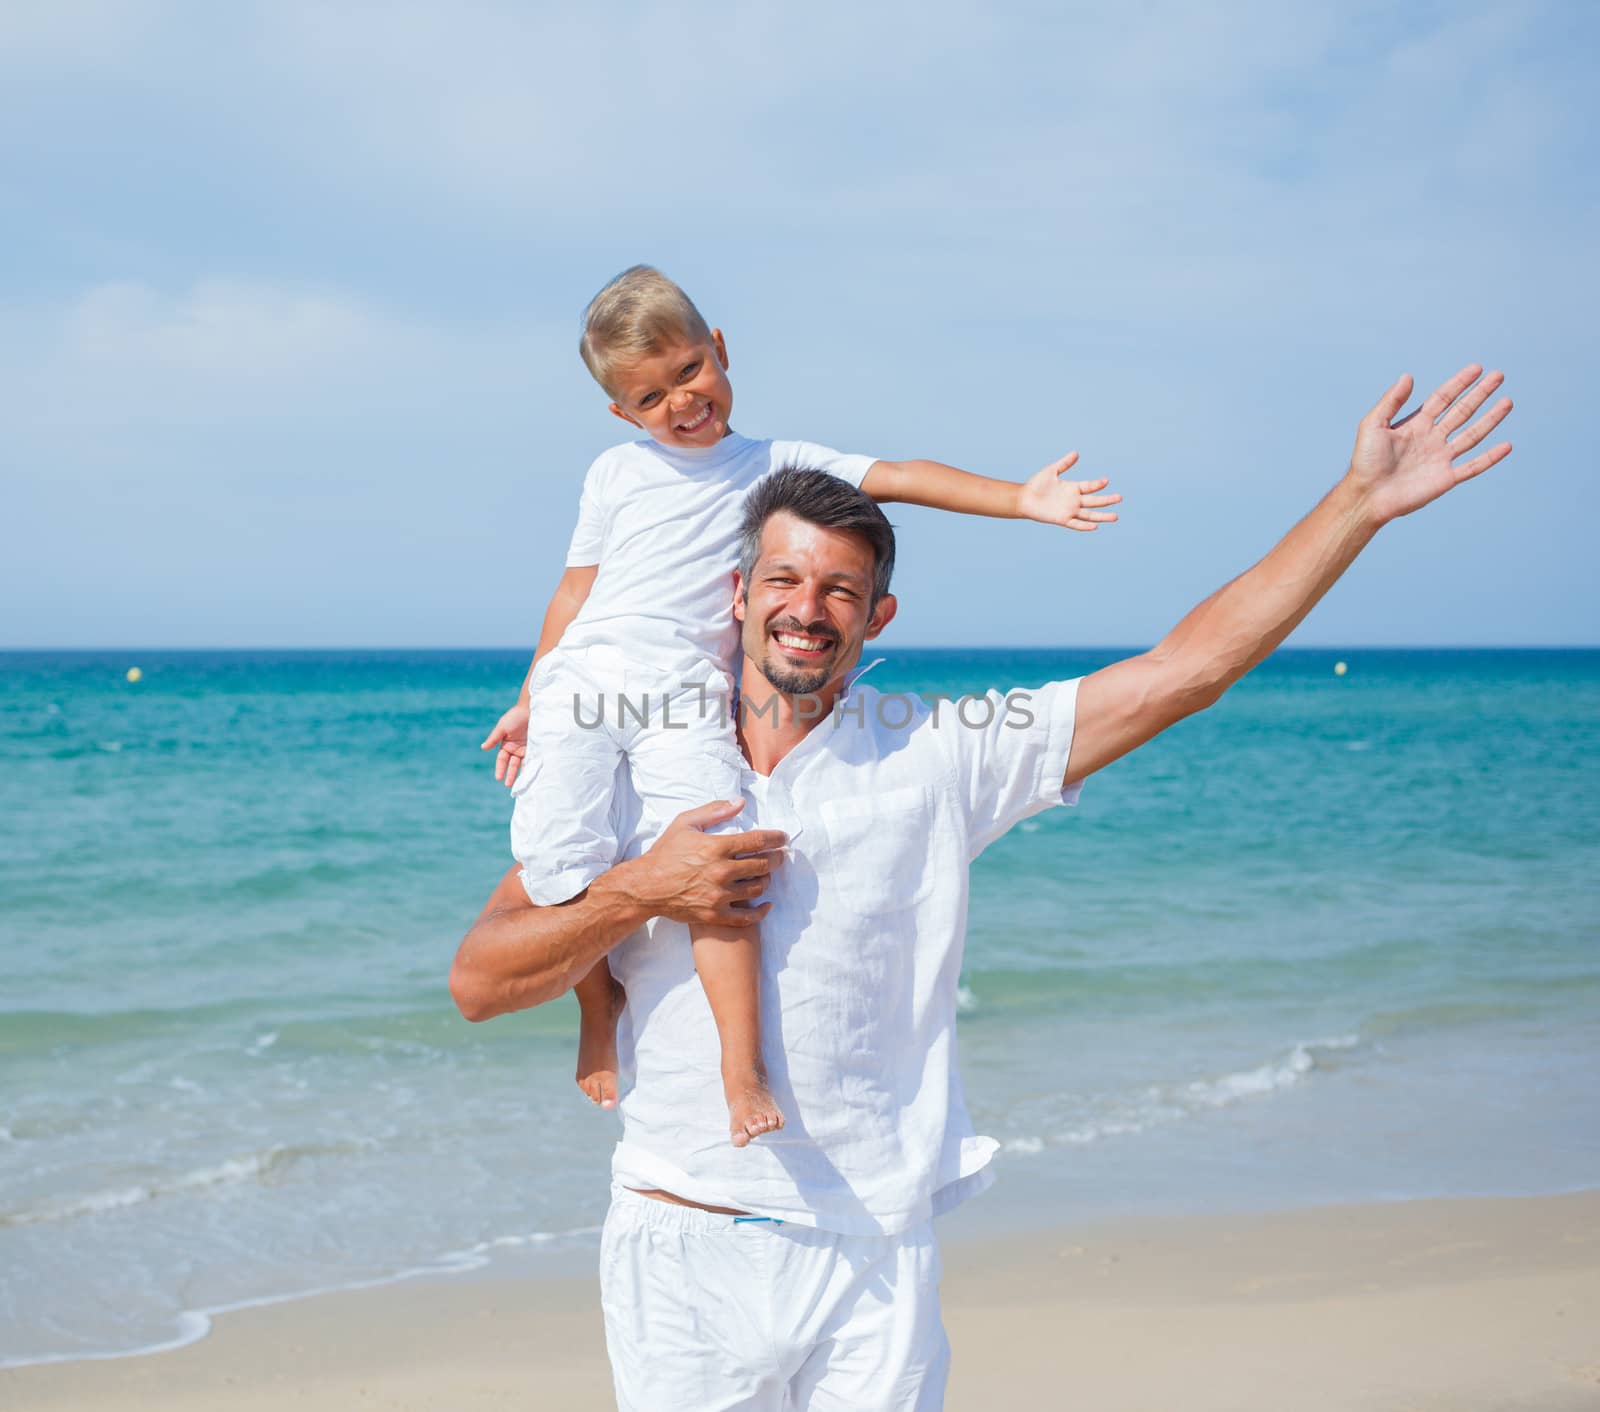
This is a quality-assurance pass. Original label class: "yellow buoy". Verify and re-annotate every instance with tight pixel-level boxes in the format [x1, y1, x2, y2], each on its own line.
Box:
[1333, 661, 1348, 677]
[126, 667, 143, 683]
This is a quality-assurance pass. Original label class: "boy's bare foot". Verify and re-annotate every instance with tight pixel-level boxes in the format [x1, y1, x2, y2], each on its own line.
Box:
[576, 976, 625, 1109]
[726, 1074, 784, 1148]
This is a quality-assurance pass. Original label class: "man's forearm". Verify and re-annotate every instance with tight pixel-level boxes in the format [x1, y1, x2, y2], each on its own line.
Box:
[449, 861, 654, 1022]
[1156, 474, 1378, 705]
[1067, 475, 1380, 781]
[451, 801, 782, 1023]
[863, 459, 1022, 518]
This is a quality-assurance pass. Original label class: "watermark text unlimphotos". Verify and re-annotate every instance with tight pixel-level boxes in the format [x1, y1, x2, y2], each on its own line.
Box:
[571, 683, 1036, 732]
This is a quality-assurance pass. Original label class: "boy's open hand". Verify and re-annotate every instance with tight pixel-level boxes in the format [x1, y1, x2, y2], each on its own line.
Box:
[1017, 452, 1121, 532]
[481, 702, 530, 788]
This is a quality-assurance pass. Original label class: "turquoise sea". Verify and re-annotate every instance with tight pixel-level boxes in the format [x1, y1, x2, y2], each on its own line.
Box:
[2, 648, 1597, 1366]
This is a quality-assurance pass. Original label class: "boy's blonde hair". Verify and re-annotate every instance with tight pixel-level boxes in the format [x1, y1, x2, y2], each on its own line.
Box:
[579, 265, 713, 398]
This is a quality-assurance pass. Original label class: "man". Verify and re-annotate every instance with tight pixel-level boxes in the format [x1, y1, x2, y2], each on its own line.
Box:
[451, 366, 1512, 1409]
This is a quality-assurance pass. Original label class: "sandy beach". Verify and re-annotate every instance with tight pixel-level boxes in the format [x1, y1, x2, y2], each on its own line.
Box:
[8, 1189, 1598, 1411]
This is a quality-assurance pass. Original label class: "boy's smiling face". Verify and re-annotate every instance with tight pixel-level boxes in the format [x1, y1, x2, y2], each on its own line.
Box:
[607, 329, 734, 449]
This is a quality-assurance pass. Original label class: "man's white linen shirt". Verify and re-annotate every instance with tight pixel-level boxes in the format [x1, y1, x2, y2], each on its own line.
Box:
[608, 667, 1085, 1236]
[561, 435, 876, 679]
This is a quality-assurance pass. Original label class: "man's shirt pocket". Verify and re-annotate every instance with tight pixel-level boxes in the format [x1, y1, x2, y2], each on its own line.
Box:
[819, 784, 939, 917]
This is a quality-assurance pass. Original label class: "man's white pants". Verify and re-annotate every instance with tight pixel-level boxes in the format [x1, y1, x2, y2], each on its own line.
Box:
[600, 1186, 950, 1411]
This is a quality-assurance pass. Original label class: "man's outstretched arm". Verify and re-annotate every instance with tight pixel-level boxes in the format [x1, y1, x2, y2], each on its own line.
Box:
[450, 801, 786, 1022]
[1065, 365, 1513, 784]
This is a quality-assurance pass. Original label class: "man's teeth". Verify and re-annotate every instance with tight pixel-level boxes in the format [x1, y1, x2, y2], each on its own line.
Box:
[776, 632, 829, 651]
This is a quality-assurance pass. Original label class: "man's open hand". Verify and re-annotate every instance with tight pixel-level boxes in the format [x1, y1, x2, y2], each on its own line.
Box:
[1016, 451, 1122, 532]
[625, 800, 787, 928]
[481, 702, 529, 787]
[1350, 365, 1513, 525]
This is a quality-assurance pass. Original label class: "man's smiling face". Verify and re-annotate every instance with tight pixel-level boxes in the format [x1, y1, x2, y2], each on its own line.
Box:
[734, 510, 897, 697]
[607, 331, 734, 450]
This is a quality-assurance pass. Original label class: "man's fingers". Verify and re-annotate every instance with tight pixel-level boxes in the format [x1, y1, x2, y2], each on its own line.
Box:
[1369, 373, 1414, 429]
[1438, 370, 1504, 436]
[726, 827, 788, 856]
[1448, 396, 1513, 457]
[672, 799, 747, 832]
[716, 856, 779, 888]
[1419, 363, 1484, 423]
[715, 856, 771, 885]
[716, 901, 770, 926]
[1456, 440, 1513, 482]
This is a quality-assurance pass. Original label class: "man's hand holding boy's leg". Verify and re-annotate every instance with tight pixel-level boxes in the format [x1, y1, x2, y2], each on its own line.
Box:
[451, 801, 786, 1024]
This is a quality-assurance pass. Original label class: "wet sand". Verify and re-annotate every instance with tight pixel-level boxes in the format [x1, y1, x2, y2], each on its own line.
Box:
[7, 1190, 1599, 1411]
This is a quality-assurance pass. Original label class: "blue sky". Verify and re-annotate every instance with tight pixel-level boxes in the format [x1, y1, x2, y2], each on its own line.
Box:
[3, 0, 1595, 648]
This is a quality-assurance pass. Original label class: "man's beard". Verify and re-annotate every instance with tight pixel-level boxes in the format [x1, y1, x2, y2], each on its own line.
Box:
[754, 618, 840, 696]
[758, 657, 832, 696]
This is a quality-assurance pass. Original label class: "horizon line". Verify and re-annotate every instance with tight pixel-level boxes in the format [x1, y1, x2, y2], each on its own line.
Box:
[4, 643, 1598, 655]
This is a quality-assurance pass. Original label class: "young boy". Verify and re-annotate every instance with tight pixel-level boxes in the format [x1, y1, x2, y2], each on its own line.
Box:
[483, 265, 1119, 1146]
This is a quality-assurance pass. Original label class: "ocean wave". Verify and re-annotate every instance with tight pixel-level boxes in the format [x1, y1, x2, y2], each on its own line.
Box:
[1001, 1136, 1044, 1155]
[1001, 1034, 1361, 1157]
[451, 1224, 604, 1259]
[0, 1002, 273, 1053]
[224, 859, 373, 901]
[0, 1143, 349, 1229]
[1182, 1033, 1359, 1108]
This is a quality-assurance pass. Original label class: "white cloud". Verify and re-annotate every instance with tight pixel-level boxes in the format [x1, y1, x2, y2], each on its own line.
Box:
[5, 280, 424, 432]
[61, 280, 403, 378]
[1, 278, 574, 476]
[1, 1, 1591, 644]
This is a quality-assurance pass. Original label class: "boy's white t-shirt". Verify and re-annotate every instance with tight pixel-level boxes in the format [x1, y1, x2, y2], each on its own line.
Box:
[561, 434, 877, 678]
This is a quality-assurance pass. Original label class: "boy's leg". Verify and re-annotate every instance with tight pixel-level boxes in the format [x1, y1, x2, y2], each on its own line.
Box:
[573, 958, 626, 1109]
[690, 921, 783, 1147]
[628, 671, 782, 1147]
[510, 650, 628, 905]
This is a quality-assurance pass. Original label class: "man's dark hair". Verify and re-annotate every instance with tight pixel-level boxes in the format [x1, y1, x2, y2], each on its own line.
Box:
[738, 468, 897, 609]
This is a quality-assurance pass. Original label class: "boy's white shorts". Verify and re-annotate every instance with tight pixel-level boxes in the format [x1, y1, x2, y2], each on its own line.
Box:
[600, 1185, 950, 1412]
[511, 644, 747, 906]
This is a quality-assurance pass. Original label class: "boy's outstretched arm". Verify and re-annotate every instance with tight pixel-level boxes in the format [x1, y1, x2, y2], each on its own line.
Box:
[862, 452, 1121, 532]
[481, 562, 598, 786]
